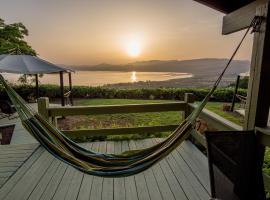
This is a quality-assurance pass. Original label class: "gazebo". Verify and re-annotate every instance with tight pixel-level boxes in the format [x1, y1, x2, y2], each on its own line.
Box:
[0, 54, 74, 106]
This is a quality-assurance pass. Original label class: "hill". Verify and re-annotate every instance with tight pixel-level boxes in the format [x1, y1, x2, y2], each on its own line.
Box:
[71, 58, 250, 77]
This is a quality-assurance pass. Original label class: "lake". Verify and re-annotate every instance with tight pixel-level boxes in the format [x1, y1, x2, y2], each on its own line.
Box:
[3, 71, 193, 86]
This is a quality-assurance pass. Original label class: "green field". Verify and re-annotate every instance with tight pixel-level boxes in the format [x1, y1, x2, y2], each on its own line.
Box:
[58, 98, 243, 140]
[74, 98, 242, 127]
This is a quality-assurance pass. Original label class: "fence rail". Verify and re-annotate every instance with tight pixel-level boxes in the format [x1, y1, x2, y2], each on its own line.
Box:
[48, 102, 186, 117]
[37, 95, 193, 139]
[37, 94, 270, 192]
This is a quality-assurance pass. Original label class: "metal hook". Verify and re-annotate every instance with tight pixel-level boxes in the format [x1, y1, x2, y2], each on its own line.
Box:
[251, 16, 265, 33]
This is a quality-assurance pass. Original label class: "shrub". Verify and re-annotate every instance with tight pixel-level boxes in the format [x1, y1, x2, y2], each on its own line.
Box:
[0, 84, 247, 102]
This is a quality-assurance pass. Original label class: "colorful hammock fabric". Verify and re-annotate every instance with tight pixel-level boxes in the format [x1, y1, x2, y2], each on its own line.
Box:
[0, 18, 256, 177]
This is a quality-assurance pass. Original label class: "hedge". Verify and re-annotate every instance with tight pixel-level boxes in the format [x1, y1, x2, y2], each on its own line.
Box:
[0, 84, 247, 102]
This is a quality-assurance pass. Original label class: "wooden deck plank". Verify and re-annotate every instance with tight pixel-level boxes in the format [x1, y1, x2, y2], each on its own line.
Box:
[102, 141, 114, 200]
[155, 138, 209, 200]
[4, 150, 54, 200]
[113, 141, 126, 200]
[122, 140, 139, 200]
[0, 156, 32, 163]
[0, 178, 8, 187]
[0, 147, 43, 198]
[0, 162, 23, 168]
[28, 159, 61, 200]
[146, 139, 188, 200]
[177, 142, 210, 192]
[0, 139, 210, 200]
[0, 154, 31, 159]
[141, 140, 175, 200]
[77, 143, 94, 200]
[52, 164, 76, 200]
[0, 166, 22, 173]
[130, 140, 151, 200]
[170, 146, 210, 199]
[0, 172, 14, 178]
[39, 161, 68, 200]
[89, 142, 103, 200]
[0, 143, 38, 150]
[65, 166, 84, 200]
[0, 149, 34, 155]
[182, 141, 208, 170]
[134, 140, 162, 200]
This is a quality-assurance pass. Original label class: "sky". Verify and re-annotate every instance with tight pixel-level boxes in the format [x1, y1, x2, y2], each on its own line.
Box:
[0, 0, 254, 65]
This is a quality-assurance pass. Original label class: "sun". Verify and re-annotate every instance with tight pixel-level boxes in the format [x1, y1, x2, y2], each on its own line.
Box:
[125, 38, 142, 58]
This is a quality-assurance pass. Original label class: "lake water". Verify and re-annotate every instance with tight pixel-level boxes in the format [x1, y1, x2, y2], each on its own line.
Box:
[3, 71, 193, 86]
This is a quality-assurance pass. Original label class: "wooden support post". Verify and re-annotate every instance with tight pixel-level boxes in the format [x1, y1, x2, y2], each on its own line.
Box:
[68, 72, 73, 106]
[59, 71, 65, 107]
[183, 93, 195, 119]
[231, 75, 240, 112]
[244, 2, 270, 130]
[37, 97, 49, 121]
[222, 0, 268, 35]
[35, 74, 39, 99]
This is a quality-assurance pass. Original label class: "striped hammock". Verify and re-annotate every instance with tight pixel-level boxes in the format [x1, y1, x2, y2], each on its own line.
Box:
[0, 19, 254, 177]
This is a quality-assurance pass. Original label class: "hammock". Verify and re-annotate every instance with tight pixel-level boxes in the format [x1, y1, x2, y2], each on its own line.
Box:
[0, 18, 258, 177]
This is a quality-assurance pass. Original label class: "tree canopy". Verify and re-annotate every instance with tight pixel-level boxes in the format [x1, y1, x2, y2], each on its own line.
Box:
[0, 18, 36, 55]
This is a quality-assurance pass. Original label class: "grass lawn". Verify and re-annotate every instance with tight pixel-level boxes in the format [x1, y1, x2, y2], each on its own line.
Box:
[58, 98, 183, 141]
[204, 102, 243, 125]
[58, 98, 244, 141]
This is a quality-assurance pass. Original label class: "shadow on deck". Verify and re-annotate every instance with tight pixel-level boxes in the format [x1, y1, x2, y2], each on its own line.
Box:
[0, 139, 210, 200]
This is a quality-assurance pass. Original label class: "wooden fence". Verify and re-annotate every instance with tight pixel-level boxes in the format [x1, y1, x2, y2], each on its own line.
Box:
[37, 94, 270, 192]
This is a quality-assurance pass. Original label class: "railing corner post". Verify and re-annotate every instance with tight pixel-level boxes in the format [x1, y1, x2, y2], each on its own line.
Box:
[183, 93, 195, 119]
[37, 97, 49, 121]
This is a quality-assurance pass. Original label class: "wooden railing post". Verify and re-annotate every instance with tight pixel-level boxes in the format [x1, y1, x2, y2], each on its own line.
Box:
[37, 97, 49, 121]
[183, 93, 195, 119]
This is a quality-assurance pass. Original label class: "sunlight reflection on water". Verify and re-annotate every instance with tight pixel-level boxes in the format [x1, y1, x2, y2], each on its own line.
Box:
[3, 71, 193, 86]
[131, 71, 137, 82]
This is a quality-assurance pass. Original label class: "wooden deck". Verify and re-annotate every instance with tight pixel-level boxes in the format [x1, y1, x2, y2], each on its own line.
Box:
[0, 143, 38, 188]
[0, 139, 210, 200]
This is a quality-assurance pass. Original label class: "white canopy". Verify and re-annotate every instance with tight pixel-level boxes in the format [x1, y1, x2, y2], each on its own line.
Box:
[0, 54, 71, 74]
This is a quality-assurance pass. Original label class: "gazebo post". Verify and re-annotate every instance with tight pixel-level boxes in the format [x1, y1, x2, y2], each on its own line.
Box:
[68, 72, 73, 105]
[35, 74, 39, 99]
[59, 71, 65, 106]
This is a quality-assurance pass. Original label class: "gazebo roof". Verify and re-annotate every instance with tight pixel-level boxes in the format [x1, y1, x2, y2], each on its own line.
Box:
[194, 0, 255, 13]
[0, 54, 71, 75]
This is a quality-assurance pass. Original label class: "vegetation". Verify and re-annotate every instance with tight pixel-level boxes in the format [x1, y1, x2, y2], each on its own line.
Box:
[204, 102, 243, 125]
[0, 18, 36, 55]
[229, 76, 249, 89]
[58, 98, 182, 141]
[0, 18, 38, 84]
[57, 99, 243, 141]
[0, 84, 247, 102]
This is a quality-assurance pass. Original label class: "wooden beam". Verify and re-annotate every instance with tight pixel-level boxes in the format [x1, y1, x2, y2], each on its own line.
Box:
[244, 2, 270, 130]
[68, 72, 73, 106]
[48, 102, 186, 117]
[189, 104, 242, 131]
[63, 125, 179, 138]
[59, 71, 65, 107]
[37, 97, 50, 121]
[222, 0, 268, 35]
[35, 74, 39, 99]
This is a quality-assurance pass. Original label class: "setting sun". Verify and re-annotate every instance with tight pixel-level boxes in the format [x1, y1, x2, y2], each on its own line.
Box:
[126, 40, 141, 57]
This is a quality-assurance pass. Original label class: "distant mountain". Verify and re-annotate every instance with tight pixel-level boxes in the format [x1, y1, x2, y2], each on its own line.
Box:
[70, 58, 250, 76]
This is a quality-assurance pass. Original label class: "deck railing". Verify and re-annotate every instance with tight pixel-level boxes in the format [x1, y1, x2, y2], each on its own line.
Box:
[37, 93, 270, 192]
[37, 93, 194, 139]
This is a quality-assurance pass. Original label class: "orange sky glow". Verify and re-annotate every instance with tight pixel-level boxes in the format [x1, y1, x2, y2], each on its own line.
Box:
[1, 0, 253, 65]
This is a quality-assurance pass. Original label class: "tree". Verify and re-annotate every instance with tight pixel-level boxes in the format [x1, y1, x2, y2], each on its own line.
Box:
[0, 18, 36, 55]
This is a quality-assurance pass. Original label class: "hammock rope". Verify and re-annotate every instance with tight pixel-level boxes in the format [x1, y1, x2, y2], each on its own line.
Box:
[0, 17, 260, 177]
